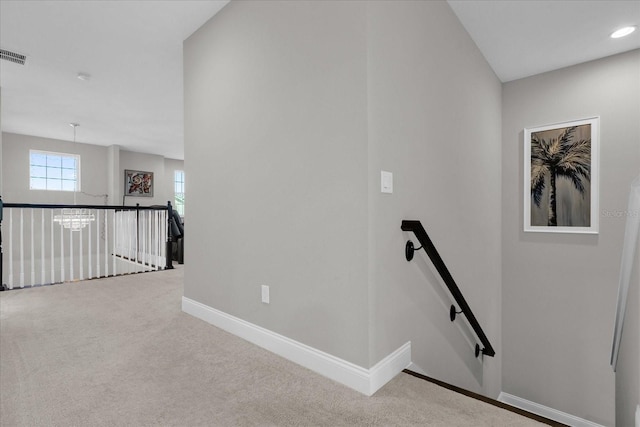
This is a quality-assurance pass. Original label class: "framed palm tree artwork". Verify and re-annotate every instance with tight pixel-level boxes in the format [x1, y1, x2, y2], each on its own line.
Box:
[524, 117, 599, 233]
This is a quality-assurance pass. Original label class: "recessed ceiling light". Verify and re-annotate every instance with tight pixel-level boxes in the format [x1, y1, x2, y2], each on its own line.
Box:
[611, 26, 636, 39]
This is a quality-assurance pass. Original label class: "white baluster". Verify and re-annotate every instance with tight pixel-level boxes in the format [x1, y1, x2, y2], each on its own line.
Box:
[8, 209, 13, 289]
[88, 209, 92, 279]
[96, 210, 101, 278]
[154, 210, 160, 270]
[60, 211, 65, 283]
[148, 210, 152, 270]
[50, 211, 54, 283]
[162, 210, 167, 269]
[79, 217, 84, 280]
[70, 223, 74, 282]
[127, 211, 132, 274]
[30, 210, 35, 286]
[133, 211, 138, 272]
[20, 209, 24, 288]
[112, 210, 116, 276]
[145, 210, 149, 270]
[41, 209, 45, 285]
[142, 211, 147, 271]
[139, 210, 144, 271]
[105, 210, 109, 276]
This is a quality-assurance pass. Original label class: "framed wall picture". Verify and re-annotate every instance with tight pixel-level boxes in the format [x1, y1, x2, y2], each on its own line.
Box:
[124, 169, 154, 197]
[524, 117, 599, 233]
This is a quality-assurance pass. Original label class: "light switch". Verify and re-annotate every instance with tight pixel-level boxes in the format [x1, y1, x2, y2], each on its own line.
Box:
[381, 171, 393, 194]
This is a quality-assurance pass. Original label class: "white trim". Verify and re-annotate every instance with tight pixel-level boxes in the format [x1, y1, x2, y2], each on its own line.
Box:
[636, 405, 639, 427]
[498, 392, 605, 427]
[610, 175, 640, 370]
[182, 297, 411, 396]
[368, 341, 412, 395]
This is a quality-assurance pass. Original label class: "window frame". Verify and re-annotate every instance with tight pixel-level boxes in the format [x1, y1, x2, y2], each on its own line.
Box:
[174, 170, 185, 216]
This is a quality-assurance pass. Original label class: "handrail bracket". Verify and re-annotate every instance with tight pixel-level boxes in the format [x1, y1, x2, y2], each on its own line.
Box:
[405, 240, 424, 261]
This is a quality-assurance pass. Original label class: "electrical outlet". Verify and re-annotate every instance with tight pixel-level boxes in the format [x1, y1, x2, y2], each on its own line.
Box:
[261, 285, 270, 304]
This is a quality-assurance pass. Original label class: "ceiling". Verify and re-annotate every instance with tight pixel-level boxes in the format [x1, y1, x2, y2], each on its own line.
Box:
[1, 1, 638, 161]
[0, 0, 229, 160]
[448, 0, 640, 82]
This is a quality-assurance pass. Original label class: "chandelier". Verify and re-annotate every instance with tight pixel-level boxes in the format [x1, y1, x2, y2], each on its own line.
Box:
[53, 123, 96, 231]
[54, 208, 96, 231]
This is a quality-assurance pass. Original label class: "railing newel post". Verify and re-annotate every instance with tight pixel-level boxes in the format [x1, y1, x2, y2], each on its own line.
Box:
[165, 201, 174, 270]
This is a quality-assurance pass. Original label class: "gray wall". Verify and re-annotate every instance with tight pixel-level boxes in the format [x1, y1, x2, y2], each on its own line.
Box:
[1, 132, 183, 209]
[502, 49, 640, 426]
[119, 150, 180, 207]
[107, 145, 121, 207]
[184, 0, 371, 366]
[365, 1, 502, 396]
[2, 132, 109, 205]
[616, 246, 639, 427]
[1, 89, 3, 196]
[184, 0, 502, 393]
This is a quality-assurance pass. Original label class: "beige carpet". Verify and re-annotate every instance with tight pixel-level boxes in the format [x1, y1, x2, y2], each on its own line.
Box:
[1, 267, 544, 427]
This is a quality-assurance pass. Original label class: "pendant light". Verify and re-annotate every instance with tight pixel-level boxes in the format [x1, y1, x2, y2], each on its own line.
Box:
[53, 123, 95, 231]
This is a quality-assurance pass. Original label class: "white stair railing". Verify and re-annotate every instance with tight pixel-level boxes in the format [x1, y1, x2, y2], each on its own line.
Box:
[0, 202, 172, 290]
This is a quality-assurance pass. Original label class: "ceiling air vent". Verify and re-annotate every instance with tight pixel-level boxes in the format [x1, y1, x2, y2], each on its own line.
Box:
[0, 49, 26, 65]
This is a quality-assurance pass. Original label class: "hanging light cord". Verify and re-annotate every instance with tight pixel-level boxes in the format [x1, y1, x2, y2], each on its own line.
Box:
[70, 123, 79, 205]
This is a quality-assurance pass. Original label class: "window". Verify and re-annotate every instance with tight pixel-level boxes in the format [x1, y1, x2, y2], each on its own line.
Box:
[174, 170, 185, 216]
[30, 150, 80, 191]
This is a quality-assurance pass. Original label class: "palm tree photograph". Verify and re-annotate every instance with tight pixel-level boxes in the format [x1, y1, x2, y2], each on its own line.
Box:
[524, 117, 599, 233]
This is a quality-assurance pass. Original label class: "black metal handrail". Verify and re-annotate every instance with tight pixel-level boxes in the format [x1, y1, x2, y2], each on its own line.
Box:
[401, 220, 495, 357]
[1, 203, 168, 210]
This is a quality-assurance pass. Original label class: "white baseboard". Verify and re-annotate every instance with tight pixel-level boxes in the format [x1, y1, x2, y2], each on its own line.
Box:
[498, 392, 605, 427]
[182, 297, 411, 396]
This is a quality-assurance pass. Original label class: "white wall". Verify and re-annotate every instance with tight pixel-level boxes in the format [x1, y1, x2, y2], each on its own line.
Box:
[615, 248, 639, 427]
[366, 1, 502, 396]
[184, 0, 503, 394]
[0, 89, 3, 196]
[119, 151, 184, 209]
[1, 133, 183, 209]
[107, 145, 121, 207]
[185, 0, 371, 367]
[120, 150, 165, 207]
[501, 49, 640, 426]
[2, 133, 109, 205]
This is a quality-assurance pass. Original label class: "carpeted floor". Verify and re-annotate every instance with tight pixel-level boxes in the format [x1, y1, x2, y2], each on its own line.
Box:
[1, 267, 545, 426]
